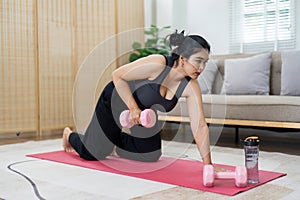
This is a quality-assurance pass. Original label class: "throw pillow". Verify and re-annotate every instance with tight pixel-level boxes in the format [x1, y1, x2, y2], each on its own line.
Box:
[198, 60, 219, 94]
[280, 50, 300, 96]
[222, 53, 271, 95]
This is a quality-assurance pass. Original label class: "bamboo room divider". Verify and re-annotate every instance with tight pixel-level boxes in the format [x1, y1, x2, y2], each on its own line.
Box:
[0, 0, 144, 136]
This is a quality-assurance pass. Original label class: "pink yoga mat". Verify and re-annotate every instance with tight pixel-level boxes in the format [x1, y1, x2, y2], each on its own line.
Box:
[27, 151, 286, 196]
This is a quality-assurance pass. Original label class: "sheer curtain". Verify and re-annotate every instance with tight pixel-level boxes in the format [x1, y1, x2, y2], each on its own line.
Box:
[229, 0, 297, 53]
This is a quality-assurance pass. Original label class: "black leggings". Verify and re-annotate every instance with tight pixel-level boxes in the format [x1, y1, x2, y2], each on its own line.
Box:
[69, 82, 162, 162]
[69, 113, 162, 162]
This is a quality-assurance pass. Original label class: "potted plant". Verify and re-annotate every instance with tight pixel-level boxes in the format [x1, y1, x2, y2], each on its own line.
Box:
[129, 25, 171, 62]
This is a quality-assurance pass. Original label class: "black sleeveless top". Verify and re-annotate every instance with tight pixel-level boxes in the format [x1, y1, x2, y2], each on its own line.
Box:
[97, 55, 191, 127]
[129, 55, 191, 112]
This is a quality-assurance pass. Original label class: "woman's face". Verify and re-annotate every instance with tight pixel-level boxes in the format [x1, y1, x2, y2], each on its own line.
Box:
[183, 49, 209, 79]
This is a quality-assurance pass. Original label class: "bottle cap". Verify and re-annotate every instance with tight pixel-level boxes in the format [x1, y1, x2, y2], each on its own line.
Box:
[244, 136, 259, 146]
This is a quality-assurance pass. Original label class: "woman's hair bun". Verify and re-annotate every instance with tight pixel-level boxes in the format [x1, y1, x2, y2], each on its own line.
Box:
[169, 30, 185, 47]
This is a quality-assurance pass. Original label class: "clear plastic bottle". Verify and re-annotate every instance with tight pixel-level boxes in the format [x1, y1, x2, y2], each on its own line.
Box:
[244, 136, 260, 184]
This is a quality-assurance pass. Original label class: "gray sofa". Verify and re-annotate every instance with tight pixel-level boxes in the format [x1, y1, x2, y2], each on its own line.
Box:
[158, 51, 300, 131]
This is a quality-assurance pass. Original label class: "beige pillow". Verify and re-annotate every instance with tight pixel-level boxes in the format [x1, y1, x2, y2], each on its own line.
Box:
[222, 53, 272, 95]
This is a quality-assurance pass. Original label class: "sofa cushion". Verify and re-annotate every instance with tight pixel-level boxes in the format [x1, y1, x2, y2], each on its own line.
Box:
[165, 95, 300, 123]
[280, 50, 300, 96]
[202, 95, 300, 122]
[221, 53, 272, 95]
[198, 60, 218, 94]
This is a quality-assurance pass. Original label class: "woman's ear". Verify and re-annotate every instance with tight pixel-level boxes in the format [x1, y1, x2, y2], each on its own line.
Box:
[179, 56, 185, 66]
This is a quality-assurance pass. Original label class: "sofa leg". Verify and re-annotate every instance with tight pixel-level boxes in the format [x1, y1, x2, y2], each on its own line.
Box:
[235, 127, 239, 144]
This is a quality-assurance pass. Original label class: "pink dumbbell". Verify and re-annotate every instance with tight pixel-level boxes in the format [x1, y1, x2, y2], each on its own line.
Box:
[119, 109, 156, 128]
[203, 165, 247, 188]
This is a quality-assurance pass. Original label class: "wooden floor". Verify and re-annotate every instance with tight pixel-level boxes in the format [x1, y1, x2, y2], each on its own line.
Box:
[0, 130, 63, 146]
[1, 123, 300, 156]
[161, 122, 300, 156]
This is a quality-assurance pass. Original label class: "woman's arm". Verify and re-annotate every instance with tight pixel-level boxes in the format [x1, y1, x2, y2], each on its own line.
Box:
[183, 80, 212, 165]
[112, 54, 165, 124]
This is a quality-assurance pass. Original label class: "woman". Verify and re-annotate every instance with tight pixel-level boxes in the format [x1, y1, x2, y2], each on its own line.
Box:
[63, 30, 212, 165]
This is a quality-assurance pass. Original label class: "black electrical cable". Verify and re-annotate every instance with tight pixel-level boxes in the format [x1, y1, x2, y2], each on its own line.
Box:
[7, 160, 46, 200]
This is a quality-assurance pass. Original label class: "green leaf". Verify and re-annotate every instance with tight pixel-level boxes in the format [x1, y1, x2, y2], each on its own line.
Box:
[136, 48, 144, 54]
[144, 30, 154, 35]
[141, 51, 149, 57]
[129, 25, 171, 62]
[132, 42, 142, 50]
[157, 49, 169, 55]
[145, 47, 158, 54]
[162, 25, 171, 29]
[145, 39, 158, 47]
[129, 53, 140, 62]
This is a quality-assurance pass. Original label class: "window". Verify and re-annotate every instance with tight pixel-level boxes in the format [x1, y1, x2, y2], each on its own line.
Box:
[229, 0, 296, 53]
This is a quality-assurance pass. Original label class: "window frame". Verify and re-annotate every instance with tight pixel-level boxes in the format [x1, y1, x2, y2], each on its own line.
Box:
[229, 0, 297, 53]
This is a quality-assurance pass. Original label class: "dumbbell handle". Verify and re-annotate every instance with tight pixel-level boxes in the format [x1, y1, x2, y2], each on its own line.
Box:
[120, 109, 156, 128]
[215, 171, 236, 179]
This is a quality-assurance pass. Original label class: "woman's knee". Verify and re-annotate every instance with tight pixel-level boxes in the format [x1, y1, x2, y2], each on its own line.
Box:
[142, 151, 162, 162]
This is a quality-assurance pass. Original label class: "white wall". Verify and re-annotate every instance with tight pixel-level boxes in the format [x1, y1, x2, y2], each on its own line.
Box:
[145, 0, 300, 55]
[185, 0, 230, 55]
[156, 0, 173, 27]
[144, 0, 154, 28]
[145, 0, 230, 54]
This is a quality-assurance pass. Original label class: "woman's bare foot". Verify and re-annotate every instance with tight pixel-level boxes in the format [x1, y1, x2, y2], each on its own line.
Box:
[62, 127, 74, 152]
[110, 146, 119, 157]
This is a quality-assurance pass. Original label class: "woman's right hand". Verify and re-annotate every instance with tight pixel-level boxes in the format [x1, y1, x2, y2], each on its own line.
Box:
[214, 166, 230, 172]
[129, 108, 142, 125]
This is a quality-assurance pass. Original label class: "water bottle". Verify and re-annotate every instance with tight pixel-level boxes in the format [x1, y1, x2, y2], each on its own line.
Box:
[244, 136, 259, 184]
